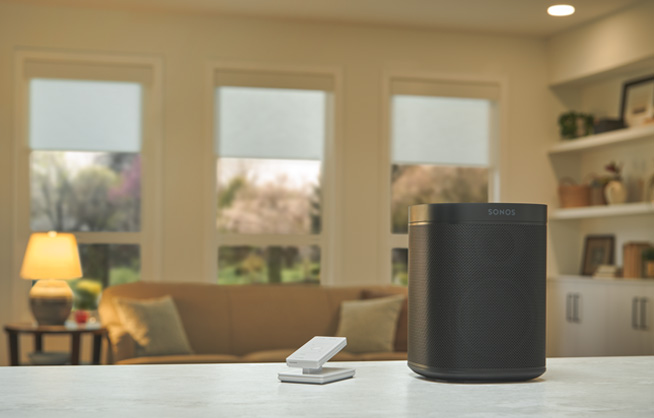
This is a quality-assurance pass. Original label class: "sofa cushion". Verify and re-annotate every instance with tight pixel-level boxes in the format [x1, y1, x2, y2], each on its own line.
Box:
[361, 289, 408, 352]
[117, 354, 241, 365]
[336, 295, 405, 354]
[99, 282, 232, 357]
[228, 285, 363, 356]
[114, 295, 194, 357]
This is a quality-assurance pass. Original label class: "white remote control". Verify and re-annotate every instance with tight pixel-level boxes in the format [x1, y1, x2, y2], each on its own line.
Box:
[279, 336, 355, 384]
[286, 336, 347, 370]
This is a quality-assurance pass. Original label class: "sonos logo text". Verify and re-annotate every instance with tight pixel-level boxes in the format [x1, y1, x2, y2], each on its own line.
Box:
[488, 208, 516, 216]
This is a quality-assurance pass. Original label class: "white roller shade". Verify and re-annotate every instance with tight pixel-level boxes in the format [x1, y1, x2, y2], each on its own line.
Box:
[29, 79, 142, 152]
[390, 79, 499, 100]
[215, 87, 325, 160]
[214, 70, 333, 91]
[391, 95, 492, 166]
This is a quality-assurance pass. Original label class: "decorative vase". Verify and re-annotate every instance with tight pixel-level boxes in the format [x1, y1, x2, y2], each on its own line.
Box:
[604, 180, 627, 205]
[74, 310, 89, 325]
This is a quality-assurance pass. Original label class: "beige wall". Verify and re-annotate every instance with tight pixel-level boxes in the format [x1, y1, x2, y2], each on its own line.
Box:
[0, 2, 553, 364]
[547, 0, 654, 85]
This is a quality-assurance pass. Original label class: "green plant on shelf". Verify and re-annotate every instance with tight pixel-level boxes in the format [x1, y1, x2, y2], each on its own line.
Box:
[643, 248, 654, 262]
[558, 111, 594, 140]
[644, 248, 654, 279]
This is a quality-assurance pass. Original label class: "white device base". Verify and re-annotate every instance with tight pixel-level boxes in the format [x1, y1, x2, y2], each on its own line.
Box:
[278, 367, 355, 384]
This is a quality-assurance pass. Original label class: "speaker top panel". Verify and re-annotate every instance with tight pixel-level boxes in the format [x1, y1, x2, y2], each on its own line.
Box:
[409, 203, 547, 225]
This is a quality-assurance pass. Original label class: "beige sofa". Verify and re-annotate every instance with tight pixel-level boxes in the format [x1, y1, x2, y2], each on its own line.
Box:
[99, 282, 408, 365]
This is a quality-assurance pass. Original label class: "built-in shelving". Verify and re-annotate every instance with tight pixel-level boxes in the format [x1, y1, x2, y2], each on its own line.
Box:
[550, 202, 654, 220]
[549, 56, 654, 88]
[547, 51, 654, 298]
[551, 275, 654, 284]
[548, 124, 654, 155]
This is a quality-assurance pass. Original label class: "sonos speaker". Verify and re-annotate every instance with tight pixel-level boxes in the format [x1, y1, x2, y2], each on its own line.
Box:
[407, 203, 547, 382]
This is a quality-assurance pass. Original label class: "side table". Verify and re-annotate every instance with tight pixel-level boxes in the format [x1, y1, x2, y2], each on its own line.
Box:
[4, 322, 107, 366]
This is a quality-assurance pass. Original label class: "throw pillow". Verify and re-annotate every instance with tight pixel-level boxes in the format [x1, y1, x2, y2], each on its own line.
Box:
[361, 290, 408, 352]
[336, 295, 405, 354]
[113, 295, 194, 357]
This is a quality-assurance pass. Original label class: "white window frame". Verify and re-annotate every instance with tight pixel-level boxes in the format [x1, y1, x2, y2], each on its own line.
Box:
[380, 70, 507, 283]
[205, 62, 342, 285]
[12, 50, 163, 319]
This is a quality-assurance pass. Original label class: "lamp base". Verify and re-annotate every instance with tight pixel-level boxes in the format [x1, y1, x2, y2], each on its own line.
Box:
[29, 280, 73, 326]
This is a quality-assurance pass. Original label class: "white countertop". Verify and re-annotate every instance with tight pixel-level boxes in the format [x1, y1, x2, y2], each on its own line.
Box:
[1, 357, 652, 417]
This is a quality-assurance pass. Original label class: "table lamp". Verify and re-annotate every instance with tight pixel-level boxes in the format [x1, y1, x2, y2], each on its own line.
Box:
[20, 231, 83, 325]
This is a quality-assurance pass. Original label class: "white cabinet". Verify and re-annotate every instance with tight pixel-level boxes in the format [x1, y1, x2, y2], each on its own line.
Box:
[547, 277, 608, 357]
[548, 276, 654, 357]
[606, 282, 654, 356]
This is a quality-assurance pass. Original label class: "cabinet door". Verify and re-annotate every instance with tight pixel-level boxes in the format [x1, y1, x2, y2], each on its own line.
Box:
[547, 280, 573, 357]
[606, 283, 654, 356]
[548, 279, 609, 357]
[573, 281, 608, 357]
[548, 281, 586, 357]
[547, 280, 576, 356]
[643, 285, 654, 354]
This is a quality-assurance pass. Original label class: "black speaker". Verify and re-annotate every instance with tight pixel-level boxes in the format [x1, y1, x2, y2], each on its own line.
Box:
[407, 203, 547, 382]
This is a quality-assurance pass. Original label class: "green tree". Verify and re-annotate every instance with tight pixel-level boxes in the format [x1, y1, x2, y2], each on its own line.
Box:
[30, 152, 75, 230]
[391, 165, 488, 233]
[72, 166, 118, 231]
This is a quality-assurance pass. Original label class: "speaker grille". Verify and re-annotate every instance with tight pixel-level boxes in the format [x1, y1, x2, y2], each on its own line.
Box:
[408, 222, 546, 371]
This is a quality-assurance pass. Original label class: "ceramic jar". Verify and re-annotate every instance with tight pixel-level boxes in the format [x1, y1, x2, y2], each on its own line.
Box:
[604, 180, 627, 205]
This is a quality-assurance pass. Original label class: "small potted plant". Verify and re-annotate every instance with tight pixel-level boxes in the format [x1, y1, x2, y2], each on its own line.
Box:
[643, 248, 654, 279]
[559, 111, 594, 139]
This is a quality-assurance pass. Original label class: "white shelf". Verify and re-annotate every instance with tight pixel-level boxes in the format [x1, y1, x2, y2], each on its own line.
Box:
[550, 202, 654, 220]
[549, 56, 654, 88]
[550, 275, 654, 285]
[548, 124, 654, 155]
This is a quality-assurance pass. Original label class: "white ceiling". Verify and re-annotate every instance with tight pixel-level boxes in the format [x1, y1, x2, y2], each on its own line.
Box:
[8, 0, 645, 38]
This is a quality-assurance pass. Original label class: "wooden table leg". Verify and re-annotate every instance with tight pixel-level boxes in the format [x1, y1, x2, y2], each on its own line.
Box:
[70, 334, 81, 365]
[34, 333, 43, 352]
[92, 333, 103, 365]
[8, 331, 19, 366]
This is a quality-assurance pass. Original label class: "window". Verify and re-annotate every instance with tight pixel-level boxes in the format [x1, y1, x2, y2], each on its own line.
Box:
[386, 77, 499, 285]
[213, 69, 334, 285]
[29, 79, 142, 234]
[16, 52, 161, 295]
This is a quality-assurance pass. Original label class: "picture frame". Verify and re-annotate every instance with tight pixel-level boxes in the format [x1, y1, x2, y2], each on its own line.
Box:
[620, 75, 654, 128]
[581, 235, 615, 276]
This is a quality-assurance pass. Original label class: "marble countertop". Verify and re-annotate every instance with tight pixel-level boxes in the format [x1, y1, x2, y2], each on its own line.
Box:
[0, 357, 652, 417]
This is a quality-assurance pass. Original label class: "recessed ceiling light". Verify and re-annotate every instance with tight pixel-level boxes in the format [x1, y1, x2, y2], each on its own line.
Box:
[548, 4, 575, 17]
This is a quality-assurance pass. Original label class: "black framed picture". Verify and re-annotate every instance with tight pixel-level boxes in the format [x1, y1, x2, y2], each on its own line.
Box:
[581, 235, 615, 276]
[620, 75, 654, 128]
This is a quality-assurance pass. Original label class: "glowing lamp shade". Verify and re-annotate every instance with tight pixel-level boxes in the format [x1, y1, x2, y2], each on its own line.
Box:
[21, 232, 82, 280]
[20, 232, 82, 325]
[547, 5, 575, 16]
